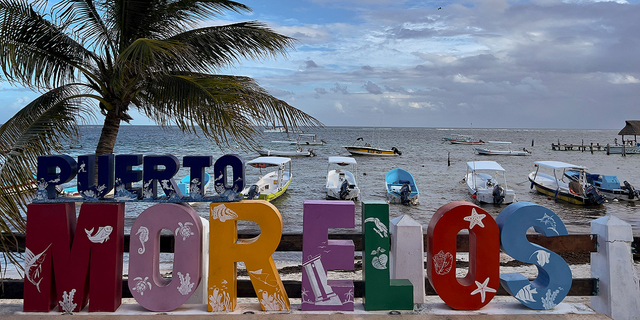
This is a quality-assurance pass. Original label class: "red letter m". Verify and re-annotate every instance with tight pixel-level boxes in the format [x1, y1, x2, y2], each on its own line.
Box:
[23, 203, 124, 312]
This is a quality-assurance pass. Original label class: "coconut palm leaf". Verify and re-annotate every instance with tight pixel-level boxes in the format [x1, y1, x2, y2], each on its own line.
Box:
[170, 22, 296, 71]
[135, 73, 320, 147]
[0, 0, 97, 89]
[0, 84, 91, 269]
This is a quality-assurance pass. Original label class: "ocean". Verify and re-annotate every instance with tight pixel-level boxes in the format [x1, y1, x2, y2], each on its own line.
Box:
[62, 125, 639, 236]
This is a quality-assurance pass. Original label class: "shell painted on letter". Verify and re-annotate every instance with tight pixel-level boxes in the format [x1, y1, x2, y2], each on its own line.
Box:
[211, 204, 238, 222]
[433, 250, 454, 275]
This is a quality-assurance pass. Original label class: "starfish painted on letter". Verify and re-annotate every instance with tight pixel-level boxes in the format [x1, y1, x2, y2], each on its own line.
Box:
[470, 277, 497, 303]
[463, 208, 486, 229]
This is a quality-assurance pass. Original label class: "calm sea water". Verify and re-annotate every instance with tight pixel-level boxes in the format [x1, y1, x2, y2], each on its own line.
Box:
[62, 125, 640, 236]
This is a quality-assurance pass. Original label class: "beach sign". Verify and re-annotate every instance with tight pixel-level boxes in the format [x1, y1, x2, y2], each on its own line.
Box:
[23, 154, 573, 313]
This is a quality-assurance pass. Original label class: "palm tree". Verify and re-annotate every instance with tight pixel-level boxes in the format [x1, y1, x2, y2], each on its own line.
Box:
[0, 0, 320, 268]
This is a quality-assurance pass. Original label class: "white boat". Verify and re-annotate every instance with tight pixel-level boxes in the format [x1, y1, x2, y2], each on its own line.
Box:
[475, 147, 531, 156]
[264, 126, 287, 133]
[445, 135, 485, 145]
[528, 161, 605, 206]
[344, 137, 401, 156]
[385, 168, 419, 205]
[256, 146, 316, 157]
[325, 156, 360, 201]
[272, 133, 326, 146]
[241, 157, 292, 202]
[465, 161, 515, 204]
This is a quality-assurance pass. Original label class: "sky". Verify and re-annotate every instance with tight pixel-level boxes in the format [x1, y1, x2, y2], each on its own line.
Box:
[2, 0, 640, 129]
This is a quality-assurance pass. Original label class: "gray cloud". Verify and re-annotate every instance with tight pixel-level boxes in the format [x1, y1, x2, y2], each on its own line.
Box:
[302, 60, 319, 69]
[212, 0, 640, 129]
[363, 81, 383, 94]
[330, 83, 349, 94]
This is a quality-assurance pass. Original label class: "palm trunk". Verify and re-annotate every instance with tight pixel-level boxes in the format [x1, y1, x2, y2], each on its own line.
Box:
[95, 109, 121, 156]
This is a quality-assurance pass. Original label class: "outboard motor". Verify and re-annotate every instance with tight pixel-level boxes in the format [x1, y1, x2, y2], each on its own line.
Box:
[623, 181, 637, 199]
[246, 184, 260, 199]
[399, 183, 411, 205]
[339, 180, 350, 200]
[585, 186, 605, 205]
[492, 184, 505, 205]
[309, 149, 316, 157]
[392, 147, 402, 156]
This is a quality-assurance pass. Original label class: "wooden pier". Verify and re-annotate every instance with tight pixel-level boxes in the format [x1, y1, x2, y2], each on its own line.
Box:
[552, 140, 640, 155]
[551, 141, 607, 152]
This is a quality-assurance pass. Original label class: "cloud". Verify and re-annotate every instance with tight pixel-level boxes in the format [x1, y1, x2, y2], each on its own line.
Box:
[452, 74, 484, 84]
[12, 96, 32, 109]
[302, 60, 320, 69]
[363, 81, 383, 94]
[267, 88, 295, 97]
[330, 83, 349, 94]
[194, 0, 640, 128]
[605, 73, 640, 84]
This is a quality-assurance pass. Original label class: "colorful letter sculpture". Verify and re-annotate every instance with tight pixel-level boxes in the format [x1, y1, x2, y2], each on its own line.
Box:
[212, 154, 245, 197]
[76, 154, 115, 199]
[301, 200, 355, 311]
[142, 155, 183, 200]
[128, 203, 203, 311]
[36, 155, 77, 199]
[183, 156, 213, 199]
[208, 200, 289, 311]
[496, 202, 572, 310]
[23, 203, 125, 312]
[361, 201, 413, 310]
[427, 201, 500, 310]
[114, 154, 143, 199]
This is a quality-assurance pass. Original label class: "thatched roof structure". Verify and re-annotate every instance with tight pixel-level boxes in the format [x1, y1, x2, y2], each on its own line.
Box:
[618, 120, 640, 136]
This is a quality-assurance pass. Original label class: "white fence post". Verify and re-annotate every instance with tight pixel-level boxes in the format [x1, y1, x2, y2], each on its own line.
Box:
[590, 215, 640, 320]
[390, 215, 425, 304]
[186, 217, 209, 304]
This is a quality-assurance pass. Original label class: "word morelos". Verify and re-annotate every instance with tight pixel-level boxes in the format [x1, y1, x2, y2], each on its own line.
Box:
[24, 154, 572, 313]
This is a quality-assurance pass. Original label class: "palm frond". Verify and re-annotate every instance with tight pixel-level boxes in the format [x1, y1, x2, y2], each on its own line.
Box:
[0, 84, 92, 270]
[52, 0, 116, 58]
[135, 73, 321, 148]
[115, 38, 192, 78]
[0, 0, 98, 89]
[170, 21, 297, 72]
[110, 0, 251, 45]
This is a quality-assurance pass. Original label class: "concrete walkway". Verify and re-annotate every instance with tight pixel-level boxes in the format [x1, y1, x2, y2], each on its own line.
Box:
[0, 300, 612, 320]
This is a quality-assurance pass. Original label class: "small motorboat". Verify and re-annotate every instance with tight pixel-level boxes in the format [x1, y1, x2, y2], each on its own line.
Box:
[274, 134, 326, 146]
[564, 170, 639, 200]
[465, 161, 515, 204]
[474, 147, 531, 156]
[177, 172, 211, 197]
[446, 135, 485, 145]
[325, 156, 360, 201]
[385, 168, 419, 205]
[242, 157, 292, 202]
[256, 146, 316, 157]
[528, 161, 605, 206]
[344, 137, 401, 156]
[474, 141, 531, 156]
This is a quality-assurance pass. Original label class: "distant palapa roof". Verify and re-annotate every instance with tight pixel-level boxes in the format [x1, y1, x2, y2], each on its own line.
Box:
[618, 120, 640, 136]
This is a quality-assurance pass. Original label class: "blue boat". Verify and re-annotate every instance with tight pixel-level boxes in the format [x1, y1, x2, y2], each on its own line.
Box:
[565, 170, 639, 200]
[385, 168, 419, 205]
